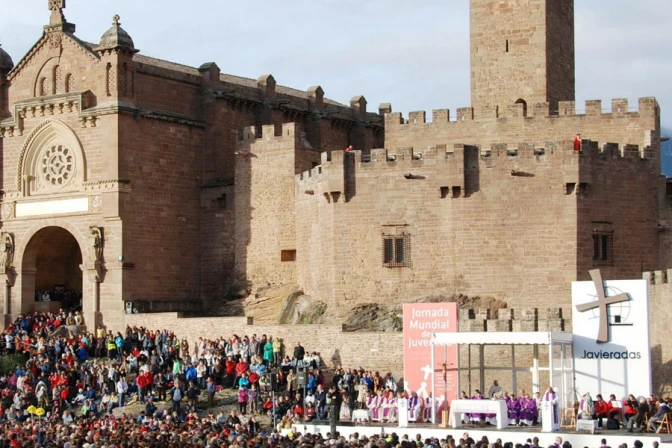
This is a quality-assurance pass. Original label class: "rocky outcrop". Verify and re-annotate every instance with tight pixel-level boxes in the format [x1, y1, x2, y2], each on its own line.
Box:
[343, 293, 508, 332]
[279, 293, 327, 324]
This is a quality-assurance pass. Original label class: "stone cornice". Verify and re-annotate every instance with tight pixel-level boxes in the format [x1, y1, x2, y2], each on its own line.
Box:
[137, 109, 206, 128]
[0, 94, 207, 134]
[85, 100, 205, 128]
[2, 179, 131, 200]
[0, 91, 98, 137]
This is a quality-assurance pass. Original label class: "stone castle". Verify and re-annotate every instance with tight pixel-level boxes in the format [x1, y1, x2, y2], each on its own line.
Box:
[0, 0, 671, 389]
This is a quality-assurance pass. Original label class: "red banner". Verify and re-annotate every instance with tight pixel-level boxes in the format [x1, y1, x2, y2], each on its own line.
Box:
[403, 303, 458, 406]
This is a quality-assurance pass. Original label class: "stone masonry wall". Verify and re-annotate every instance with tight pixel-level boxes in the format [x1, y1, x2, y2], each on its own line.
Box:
[294, 134, 663, 326]
[234, 123, 321, 290]
[643, 270, 672, 394]
[296, 143, 580, 312]
[119, 115, 203, 303]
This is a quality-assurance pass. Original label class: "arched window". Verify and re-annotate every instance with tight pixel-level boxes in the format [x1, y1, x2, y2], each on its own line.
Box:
[515, 98, 528, 117]
[53, 65, 62, 94]
[40, 77, 48, 96]
[65, 73, 74, 93]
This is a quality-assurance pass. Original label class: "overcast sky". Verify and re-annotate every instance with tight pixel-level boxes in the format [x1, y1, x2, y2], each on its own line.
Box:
[1, 0, 670, 134]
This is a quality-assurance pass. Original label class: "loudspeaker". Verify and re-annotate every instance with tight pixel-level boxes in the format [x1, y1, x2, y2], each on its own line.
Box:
[296, 367, 307, 386]
[125, 302, 133, 314]
[270, 373, 279, 391]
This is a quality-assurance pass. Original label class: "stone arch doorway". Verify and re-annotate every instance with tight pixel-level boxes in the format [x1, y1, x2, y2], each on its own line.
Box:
[22, 226, 83, 313]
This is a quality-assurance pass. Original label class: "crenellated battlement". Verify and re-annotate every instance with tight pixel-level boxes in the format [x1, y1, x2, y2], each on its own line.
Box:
[385, 97, 659, 127]
[298, 139, 654, 171]
[458, 307, 568, 333]
[643, 269, 672, 285]
[294, 138, 658, 197]
[237, 122, 299, 145]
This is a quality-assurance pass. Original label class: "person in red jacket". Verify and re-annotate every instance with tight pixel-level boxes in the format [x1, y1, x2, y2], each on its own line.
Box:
[574, 133, 582, 151]
[224, 357, 236, 388]
[234, 359, 248, 388]
[594, 394, 610, 428]
[137, 371, 148, 403]
[608, 394, 621, 423]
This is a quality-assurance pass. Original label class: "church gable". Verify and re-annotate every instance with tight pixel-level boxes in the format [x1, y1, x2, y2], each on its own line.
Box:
[8, 33, 99, 102]
[7, 2, 100, 103]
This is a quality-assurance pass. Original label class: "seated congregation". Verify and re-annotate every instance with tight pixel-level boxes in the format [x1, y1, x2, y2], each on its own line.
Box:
[573, 392, 672, 433]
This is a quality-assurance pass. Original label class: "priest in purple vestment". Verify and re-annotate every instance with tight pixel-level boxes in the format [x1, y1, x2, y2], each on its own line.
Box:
[506, 393, 521, 426]
[469, 390, 486, 424]
[519, 393, 538, 426]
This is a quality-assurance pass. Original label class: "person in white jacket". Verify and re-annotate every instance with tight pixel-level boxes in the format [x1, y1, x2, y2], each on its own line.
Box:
[116, 376, 128, 407]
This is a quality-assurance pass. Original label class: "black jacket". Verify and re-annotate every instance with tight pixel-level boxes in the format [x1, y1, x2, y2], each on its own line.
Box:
[293, 346, 305, 360]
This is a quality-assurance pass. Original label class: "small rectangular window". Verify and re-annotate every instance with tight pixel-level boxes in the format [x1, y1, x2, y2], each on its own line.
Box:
[592, 231, 613, 266]
[382, 234, 411, 268]
[281, 250, 296, 262]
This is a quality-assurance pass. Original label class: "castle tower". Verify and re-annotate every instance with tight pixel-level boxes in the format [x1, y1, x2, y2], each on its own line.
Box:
[470, 0, 575, 115]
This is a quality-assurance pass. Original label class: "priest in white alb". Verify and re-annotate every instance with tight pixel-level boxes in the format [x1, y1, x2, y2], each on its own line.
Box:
[542, 386, 560, 431]
[397, 392, 409, 427]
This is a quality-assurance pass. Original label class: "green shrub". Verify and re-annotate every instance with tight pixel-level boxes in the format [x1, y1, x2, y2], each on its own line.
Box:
[0, 354, 27, 375]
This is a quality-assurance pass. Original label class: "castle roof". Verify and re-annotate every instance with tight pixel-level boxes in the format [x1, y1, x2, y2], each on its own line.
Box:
[0, 41, 14, 71]
[131, 54, 348, 108]
[95, 15, 137, 53]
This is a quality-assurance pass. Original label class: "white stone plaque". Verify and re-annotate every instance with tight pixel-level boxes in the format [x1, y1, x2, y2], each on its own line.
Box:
[15, 197, 89, 217]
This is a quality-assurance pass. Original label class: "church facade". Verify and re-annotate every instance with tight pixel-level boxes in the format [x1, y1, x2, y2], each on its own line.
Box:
[0, 0, 667, 331]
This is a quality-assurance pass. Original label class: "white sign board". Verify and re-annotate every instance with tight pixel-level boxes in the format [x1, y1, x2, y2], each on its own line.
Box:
[572, 270, 651, 400]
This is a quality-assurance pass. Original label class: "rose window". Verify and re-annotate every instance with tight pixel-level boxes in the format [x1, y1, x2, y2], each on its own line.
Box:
[41, 145, 74, 186]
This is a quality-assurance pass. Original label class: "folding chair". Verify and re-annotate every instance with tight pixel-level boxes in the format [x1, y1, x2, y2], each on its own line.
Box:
[561, 408, 576, 429]
[656, 413, 672, 434]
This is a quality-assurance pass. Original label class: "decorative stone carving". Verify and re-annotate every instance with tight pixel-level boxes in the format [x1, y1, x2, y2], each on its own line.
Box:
[89, 226, 103, 263]
[0, 232, 14, 274]
[48, 32, 62, 49]
[40, 144, 74, 188]
[0, 204, 12, 220]
[91, 195, 102, 212]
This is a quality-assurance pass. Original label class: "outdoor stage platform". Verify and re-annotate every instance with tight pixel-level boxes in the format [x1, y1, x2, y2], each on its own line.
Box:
[289, 423, 672, 446]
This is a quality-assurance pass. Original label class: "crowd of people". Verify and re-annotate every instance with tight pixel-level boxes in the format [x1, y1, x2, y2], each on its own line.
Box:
[0, 312, 668, 447]
[0, 312, 411, 446]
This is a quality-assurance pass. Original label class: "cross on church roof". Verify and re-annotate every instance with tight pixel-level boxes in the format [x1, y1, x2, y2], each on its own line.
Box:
[49, 0, 65, 12]
[48, 0, 66, 26]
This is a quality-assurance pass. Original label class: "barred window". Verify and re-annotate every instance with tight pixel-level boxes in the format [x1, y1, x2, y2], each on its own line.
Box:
[592, 231, 613, 266]
[382, 234, 411, 267]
